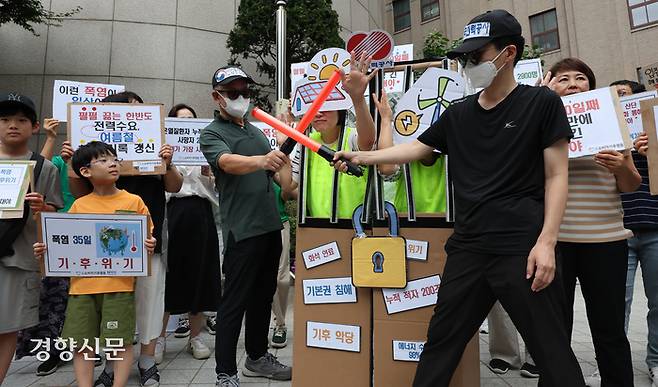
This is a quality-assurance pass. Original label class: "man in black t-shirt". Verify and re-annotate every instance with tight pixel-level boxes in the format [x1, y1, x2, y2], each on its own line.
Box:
[334, 10, 584, 387]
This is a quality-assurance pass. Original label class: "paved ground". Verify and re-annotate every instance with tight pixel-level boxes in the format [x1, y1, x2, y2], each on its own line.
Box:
[4, 275, 653, 386]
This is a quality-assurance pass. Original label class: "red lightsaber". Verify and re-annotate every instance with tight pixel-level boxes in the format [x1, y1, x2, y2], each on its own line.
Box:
[253, 107, 363, 177]
[278, 69, 342, 155]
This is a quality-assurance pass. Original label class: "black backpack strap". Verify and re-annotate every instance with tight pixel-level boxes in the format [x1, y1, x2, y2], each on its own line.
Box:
[31, 152, 45, 190]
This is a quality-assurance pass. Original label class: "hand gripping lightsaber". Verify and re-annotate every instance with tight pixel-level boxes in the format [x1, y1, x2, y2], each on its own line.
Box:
[278, 69, 343, 155]
[252, 107, 364, 177]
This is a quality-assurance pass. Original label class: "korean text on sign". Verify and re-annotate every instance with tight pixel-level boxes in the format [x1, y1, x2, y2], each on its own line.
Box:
[620, 90, 658, 140]
[0, 162, 30, 210]
[392, 340, 426, 362]
[302, 241, 341, 269]
[302, 277, 357, 304]
[53, 80, 125, 121]
[382, 275, 441, 314]
[41, 212, 149, 277]
[164, 117, 212, 166]
[68, 103, 163, 162]
[306, 321, 360, 352]
[561, 87, 631, 158]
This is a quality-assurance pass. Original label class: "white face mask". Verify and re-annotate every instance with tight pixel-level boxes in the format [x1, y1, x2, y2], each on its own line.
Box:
[463, 47, 508, 90]
[222, 95, 250, 118]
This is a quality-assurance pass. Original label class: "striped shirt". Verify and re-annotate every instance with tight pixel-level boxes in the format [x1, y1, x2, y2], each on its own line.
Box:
[558, 157, 632, 243]
[621, 152, 658, 230]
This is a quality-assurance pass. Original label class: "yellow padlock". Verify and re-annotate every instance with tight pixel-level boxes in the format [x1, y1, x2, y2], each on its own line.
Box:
[351, 202, 407, 288]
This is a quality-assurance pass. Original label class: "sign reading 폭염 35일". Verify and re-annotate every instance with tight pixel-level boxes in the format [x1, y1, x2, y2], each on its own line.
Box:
[41, 212, 150, 277]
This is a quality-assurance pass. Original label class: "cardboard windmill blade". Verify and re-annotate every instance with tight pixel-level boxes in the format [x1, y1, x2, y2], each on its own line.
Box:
[392, 68, 466, 145]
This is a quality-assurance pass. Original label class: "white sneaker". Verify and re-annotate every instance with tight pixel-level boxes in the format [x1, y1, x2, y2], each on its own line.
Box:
[187, 336, 211, 360]
[649, 366, 658, 387]
[154, 336, 166, 365]
[584, 369, 601, 387]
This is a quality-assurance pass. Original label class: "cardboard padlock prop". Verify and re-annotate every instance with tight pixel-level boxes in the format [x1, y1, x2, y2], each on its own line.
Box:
[351, 202, 407, 288]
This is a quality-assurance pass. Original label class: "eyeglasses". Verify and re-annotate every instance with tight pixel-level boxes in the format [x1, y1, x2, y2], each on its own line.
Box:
[87, 157, 123, 167]
[457, 49, 486, 67]
[215, 88, 252, 100]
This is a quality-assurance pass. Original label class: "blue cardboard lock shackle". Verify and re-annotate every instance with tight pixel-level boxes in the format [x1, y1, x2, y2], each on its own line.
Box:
[351, 202, 407, 288]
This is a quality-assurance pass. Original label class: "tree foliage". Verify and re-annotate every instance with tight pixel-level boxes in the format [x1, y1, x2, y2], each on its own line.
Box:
[227, 0, 344, 109]
[0, 0, 81, 35]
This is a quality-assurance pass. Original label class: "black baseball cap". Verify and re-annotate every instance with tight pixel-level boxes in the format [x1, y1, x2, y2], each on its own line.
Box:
[447, 9, 522, 59]
[212, 67, 254, 88]
[0, 92, 37, 120]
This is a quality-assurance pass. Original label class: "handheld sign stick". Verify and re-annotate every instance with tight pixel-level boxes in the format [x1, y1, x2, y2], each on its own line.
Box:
[278, 70, 343, 155]
[252, 107, 364, 177]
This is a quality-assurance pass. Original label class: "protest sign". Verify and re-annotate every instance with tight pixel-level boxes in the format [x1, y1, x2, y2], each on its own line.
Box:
[384, 44, 414, 94]
[0, 161, 34, 219]
[641, 61, 658, 91]
[640, 98, 658, 194]
[40, 212, 150, 277]
[164, 117, 212, 166]
[620, 90, 658, 141]
[53, 80, 124, 122]
[346, 30, 395, 69]
[290, 62, 308, 94]
[68, 103, 165, 175]
[562, 87, 632, 158]
[513, 58, 543, 86]
[291, 48, 352, 117]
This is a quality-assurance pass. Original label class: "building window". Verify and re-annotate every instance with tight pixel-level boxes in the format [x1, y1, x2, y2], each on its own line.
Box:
[421, 0, 439, 22]
[529, 9, 560, 52]
[393, 0, 411, 32]
[628, 0, 658, 29]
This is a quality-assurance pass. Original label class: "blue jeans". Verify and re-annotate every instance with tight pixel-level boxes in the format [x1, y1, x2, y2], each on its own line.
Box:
[626, 230, 658, 368]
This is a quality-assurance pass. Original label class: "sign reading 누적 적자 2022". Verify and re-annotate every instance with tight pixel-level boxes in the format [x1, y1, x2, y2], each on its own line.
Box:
[562, 87, 632, 158]
[40, 212, 150, 277]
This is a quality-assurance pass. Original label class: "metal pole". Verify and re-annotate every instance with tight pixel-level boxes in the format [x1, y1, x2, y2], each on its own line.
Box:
[276, 0, 287, 102]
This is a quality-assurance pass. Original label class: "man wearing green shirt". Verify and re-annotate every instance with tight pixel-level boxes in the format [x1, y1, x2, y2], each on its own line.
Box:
[200, 66, 292, 387]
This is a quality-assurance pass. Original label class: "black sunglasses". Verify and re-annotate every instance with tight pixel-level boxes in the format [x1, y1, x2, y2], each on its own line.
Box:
[215, 88, 252, 100]
[457, 49, 486, 67]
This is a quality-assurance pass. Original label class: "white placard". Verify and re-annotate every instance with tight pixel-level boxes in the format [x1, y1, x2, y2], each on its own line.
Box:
[41, 212, 149, 277]
[164, 117, 212, 165]
[392, 340, 426, 362]
[302, 277, 357, 304]
[620, 90, 658, 141]
[384, 44, 414, 94]
[302, 241, 341, 269]
[53, 80, 125, 122]
[290, 62, 308, 94]
[306, 321, 360, 352]
[393, 68, 465, 145]
[562, 87, 631, 158]
[252, 121, 278, 151]
[291, 48, 353, 117]
[68, 103, 163, 162]
[0, 162, 29, 210]
[513, 59, 543, 87]
[382, 275, 441, 314]
[406, 239, 428, 261]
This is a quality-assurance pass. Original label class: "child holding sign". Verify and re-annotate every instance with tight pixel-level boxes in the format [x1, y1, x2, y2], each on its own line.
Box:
[0, 93, 63, 384]
[35, 141, 156, 387]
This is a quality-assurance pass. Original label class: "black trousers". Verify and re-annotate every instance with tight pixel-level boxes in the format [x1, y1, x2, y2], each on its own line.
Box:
[558, 241, 634, 387]
[215, 230, 282, 376]
[412, 247, 585, 387]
